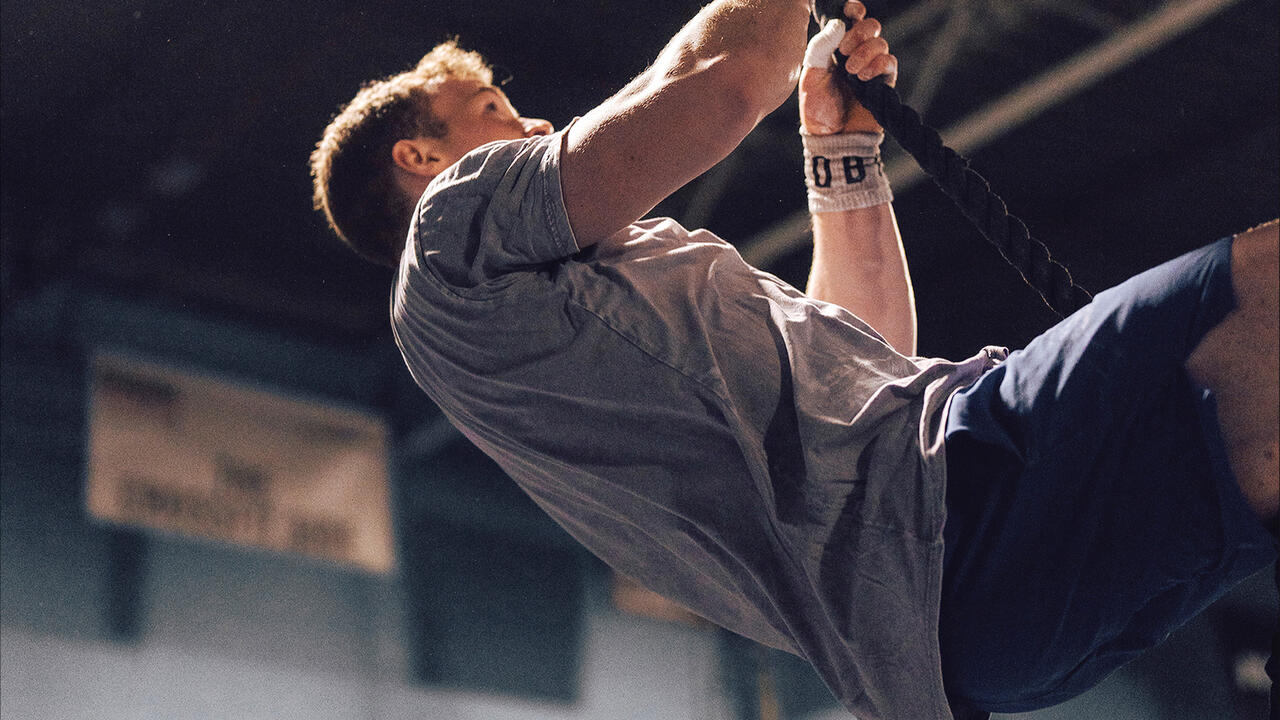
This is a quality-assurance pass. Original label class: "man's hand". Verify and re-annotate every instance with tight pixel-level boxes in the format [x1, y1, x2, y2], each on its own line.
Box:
[799, 1, 898, 136]
[799, 2, 915, 355]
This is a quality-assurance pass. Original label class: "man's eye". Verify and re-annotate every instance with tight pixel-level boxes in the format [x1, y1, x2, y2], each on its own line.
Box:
[486, 102, 499, 112]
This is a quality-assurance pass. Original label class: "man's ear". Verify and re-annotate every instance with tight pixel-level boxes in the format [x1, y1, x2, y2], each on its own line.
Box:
[392, 137, 446, 178]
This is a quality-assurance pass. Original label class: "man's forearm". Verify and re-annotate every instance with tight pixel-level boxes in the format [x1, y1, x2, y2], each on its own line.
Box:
[808, 203, 918, 356]
[797, 6, 916, 355]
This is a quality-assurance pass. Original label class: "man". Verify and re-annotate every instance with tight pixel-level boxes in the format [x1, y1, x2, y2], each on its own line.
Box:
[311, 1, 1278, 718]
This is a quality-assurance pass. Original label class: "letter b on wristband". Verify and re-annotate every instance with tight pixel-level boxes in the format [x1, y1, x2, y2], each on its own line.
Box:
[843, 156, 865, 183]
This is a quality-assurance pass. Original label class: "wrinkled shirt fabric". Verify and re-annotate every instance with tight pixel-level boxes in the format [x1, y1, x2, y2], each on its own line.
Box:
[392, 130, 1000, 720]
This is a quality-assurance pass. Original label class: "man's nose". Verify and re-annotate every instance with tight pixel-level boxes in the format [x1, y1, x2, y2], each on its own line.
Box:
[521, 117, 554, 137]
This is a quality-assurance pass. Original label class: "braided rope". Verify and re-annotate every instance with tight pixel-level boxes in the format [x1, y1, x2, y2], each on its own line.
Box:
[814, 3, 1092, 317]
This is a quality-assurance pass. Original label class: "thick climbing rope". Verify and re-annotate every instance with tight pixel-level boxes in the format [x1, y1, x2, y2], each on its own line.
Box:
[813, 1, 1091, 318]
[811, 1, 1279, 713]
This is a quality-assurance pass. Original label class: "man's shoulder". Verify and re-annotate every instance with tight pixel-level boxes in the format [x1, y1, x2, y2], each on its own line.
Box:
[411, 132, 565, 245]
[409, 138, 534, 241]
[426, 133, 561, 203]
[406, 130, 579, 290]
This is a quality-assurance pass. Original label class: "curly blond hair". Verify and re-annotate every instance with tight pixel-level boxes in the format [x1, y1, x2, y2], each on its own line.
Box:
[310, 41, 493, 267]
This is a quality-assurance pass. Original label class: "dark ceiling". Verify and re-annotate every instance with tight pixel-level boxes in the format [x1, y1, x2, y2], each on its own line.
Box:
[3, 0, 1277, 360]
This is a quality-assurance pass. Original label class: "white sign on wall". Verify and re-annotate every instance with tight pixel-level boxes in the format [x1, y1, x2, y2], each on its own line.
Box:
[86, 352, 396, 574]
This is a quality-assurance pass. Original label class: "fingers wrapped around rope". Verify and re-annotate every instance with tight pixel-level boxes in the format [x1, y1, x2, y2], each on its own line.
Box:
[809, 0, 1092, 317]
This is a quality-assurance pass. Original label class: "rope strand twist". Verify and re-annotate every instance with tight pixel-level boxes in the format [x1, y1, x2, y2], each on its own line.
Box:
[814, 1, 1092, 317]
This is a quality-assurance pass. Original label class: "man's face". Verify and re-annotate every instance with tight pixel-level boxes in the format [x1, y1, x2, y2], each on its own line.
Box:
[428, 77, 554, 165]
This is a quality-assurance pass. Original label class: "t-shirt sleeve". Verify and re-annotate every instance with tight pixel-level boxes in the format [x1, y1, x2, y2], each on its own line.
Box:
[409, 126, 580, 290]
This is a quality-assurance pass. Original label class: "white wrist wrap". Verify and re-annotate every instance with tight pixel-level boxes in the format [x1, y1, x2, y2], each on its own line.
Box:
[801, 131, 892, 213]
[803, 19, 845, 69]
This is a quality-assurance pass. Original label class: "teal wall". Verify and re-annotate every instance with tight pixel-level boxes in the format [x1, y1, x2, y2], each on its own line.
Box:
[0, 286, 740, 720]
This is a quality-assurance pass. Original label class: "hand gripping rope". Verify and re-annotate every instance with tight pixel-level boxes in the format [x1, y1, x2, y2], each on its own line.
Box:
[812, 0, 1091, 319]
[809, 1, 1279, 712]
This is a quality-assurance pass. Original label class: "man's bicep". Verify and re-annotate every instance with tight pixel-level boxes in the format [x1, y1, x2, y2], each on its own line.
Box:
[559, 66, 762, 247]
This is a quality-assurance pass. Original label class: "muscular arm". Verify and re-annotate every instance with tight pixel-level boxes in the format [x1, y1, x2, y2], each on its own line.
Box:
[801, 5, 917, 355]
[560, 0, 812, 246]
[809, 204, 916, 355]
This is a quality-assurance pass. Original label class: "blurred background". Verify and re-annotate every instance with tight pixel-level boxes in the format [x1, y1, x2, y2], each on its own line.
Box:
[2, 0, 1276, 718]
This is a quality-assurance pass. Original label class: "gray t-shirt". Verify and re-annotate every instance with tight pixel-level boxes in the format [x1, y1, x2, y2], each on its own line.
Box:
[391, 129, 999, 720]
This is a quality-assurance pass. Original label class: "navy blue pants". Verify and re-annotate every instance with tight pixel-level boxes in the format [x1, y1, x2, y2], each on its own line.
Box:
[938, 237, 1278, 713]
